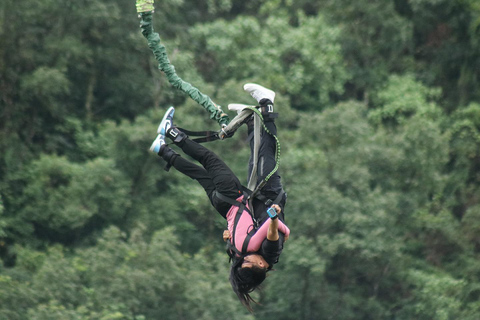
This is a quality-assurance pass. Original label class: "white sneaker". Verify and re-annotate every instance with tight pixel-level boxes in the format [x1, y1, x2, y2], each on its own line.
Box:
[150, 107, 174, 154]
[243, 83, 275, 104]
[228, 103, 254, 114]
[149, 134, 165, 153]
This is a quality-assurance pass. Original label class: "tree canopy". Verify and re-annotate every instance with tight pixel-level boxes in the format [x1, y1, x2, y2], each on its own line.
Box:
[1, 0, 479, 318]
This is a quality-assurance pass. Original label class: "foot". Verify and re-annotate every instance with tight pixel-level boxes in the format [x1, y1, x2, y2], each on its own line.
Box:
[243, 83, 275, 104]
[150, 106, 174, 154]
[157, 106, 175, 135]
[149, 134, 165, 154]
[228, 103, 254, 114]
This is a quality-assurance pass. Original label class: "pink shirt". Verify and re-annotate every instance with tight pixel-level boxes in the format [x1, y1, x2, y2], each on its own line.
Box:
[226, 196, 290, 253]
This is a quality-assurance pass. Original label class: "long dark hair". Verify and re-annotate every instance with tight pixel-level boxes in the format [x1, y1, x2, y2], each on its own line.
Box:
[229, 255, 267, 312]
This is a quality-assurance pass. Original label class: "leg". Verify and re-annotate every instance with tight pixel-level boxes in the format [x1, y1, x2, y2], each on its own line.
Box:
[161, 145, 214, 196]
[159, 145, 233, 218]
[171, 133, 244, 200]
[151, 107, 240, 217]
[242, 83, 282, 196]
[242, 83, 287, 223]
[247, 116, 283, 197]
[152, 106, 243, 199]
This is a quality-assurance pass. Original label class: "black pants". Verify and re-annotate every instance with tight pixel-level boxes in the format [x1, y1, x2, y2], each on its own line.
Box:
[247, 120, 283, 200]
[161, 118, 283, 219]
[162, 138, 243, 218]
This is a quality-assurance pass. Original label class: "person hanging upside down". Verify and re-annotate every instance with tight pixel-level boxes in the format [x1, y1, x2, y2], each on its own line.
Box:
[149, 83, 290, 312]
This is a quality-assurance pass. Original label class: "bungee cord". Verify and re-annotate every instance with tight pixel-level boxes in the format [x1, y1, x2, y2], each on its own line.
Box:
[137, 2, 229, 127]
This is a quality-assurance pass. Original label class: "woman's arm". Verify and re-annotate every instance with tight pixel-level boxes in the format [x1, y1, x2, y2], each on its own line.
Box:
[267, 218, 279, 241]
[267, 204, 281, 241]
[246, 204, 290, 252]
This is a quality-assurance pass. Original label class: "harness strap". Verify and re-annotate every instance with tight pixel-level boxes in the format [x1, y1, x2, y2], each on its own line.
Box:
[255, 188, 286, 207]
[247, 112, 261, 191]
[176, 127, 222, 143]
[218, 109, 254, 140]
[226, 241, 239, 260]
[227, 221, 255, 258]
[214, 189, 258, 225]
[176, 127, 216, 137]
[213, 190, 246, 207]
[231, 202, 244, 252]
[226, 198, 250, 259]
[242, 226, 255, 253]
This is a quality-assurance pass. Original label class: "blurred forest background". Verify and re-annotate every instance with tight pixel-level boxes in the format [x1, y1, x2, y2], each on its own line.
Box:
[1, 0, 480, 319]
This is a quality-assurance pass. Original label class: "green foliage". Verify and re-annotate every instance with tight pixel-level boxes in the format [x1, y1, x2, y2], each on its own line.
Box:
[444, 102, 480, 218]
[0, 227, 251, 319]
[190, 13, 349, 110]
[402, 0, 480, 107]
[462, 205, 480, 249]
[369, 74, 442, 124]
[0, 195, 5, 238]
[20, 67, 71, 117]
[398, 270, 466, 320]
[317, 0, 414, 99]
[1, 0, 480, 318]
[4, 155, 131, 246]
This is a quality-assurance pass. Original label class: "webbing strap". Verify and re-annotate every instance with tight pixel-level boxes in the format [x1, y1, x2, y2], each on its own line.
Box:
[231, 202, 244, 244]
[242, 226, 255, 253]
[176, 128, 216, 137]
[227, 231, 255, 257]
[228, 203, 255, 256]
[256, 188, 286, 207]
[214, 191, 243, 207]
[176, 127, 221, 143]
[245, 107, 281, 200]
[214, 191, 257, 225]
[248, 112, 261, 191]
[218, 109, 253, 139]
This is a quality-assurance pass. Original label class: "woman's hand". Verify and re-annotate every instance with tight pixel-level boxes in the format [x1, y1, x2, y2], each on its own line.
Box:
[271, 204, 281, 214]
[223, 230, 231, 242]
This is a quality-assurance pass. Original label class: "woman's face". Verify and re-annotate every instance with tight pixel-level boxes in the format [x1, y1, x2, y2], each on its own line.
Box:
[242, 254, 269, 269]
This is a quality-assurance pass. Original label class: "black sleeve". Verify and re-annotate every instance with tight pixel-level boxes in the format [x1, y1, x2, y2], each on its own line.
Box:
[261, 233, 285, 267]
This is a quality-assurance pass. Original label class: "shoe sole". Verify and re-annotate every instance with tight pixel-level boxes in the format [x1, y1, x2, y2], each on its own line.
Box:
[228, 103, 254, 112]
[149, 134, 162, 152]
[243, 83, 275, 103]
